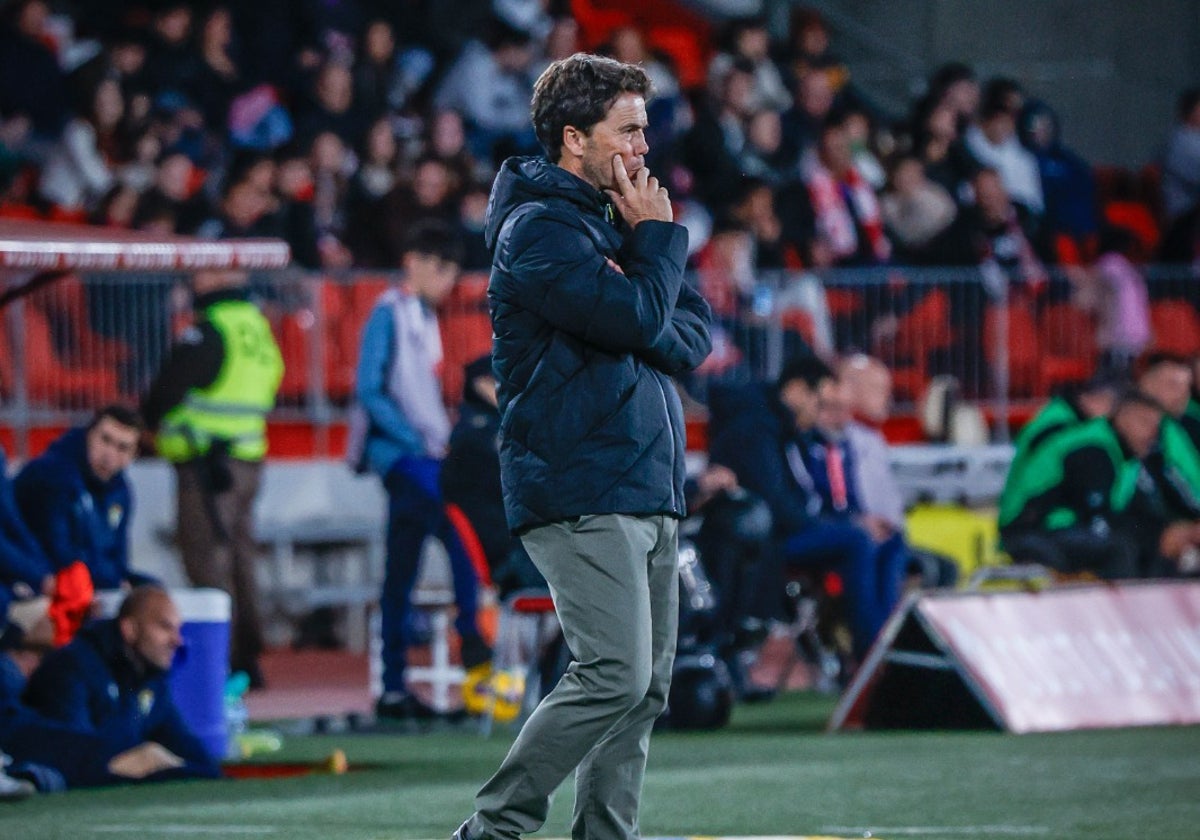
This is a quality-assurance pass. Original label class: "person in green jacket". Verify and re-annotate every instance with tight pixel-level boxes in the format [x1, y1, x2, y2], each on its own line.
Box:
[1137, 353, 1200, 520]
[999, 390, 1197, 578]
[1004, 372, 1120, 494]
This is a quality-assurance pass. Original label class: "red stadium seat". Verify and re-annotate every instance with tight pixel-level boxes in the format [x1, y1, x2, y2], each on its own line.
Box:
[19, 306, 120, 407]
[985, 303, 1040, 398]
[1037, 302, 1097, 393]
[1149, 300, 1200, 356]
[440, 273, 493, 406]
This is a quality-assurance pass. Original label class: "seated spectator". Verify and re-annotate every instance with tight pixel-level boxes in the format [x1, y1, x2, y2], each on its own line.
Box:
[909, 93, 980, 203]
[1161, 87, 1200, 226]
[964, 78, 1044, 218]
[970, 165, 1046, 278]
[1070, 226, 1151, 374]
[433, 18, 539, 165]
[999, 390, 1198, 579]
[837, 355, 957, 589]
[1018, 99, 1098, 256]
[1137, 353, 1200, 521]
[780, 66, 835, 167]
[708, 356, 906, 660]
[927, 62, 980, 124]
[708, 16, 791, 113]
[0, 0, 68, 140]
[189, 6, 243, 131]
[1005, 371, 1121, 496]
[18, 585, 221, 785]
[605, 25, 681, 105]
[881, 153, 969, 265]
[13, 405, 151, 596]
[38, 77, 125, 214]
[1186, 355, 1200, 452]
[804, 114, 890, 267]
[196, 168, 283, 240]
[779, 7, 850, 97]
[296, 59, 364, 149]
[842, 104, 885, 190]
[679, 58, 757, 210]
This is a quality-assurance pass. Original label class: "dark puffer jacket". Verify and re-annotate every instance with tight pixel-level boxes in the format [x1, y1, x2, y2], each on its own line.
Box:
[484, 156, 711, 532]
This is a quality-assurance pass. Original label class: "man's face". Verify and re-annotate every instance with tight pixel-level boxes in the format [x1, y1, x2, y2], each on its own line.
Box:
[780, 377, 828, 431]
[817, 380, 851, 434]
[121, 594, 183, 672]
[1114, 402, 1164, 459]
[405, 252, 459, 306]
[1140, 363, 1193, 418]
[1078, 387, 1116, 420]
[87, 417, 139, 482]
[574, 92, 649, 192]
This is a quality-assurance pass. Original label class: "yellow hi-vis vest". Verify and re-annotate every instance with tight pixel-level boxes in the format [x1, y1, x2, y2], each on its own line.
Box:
[156, 299, 284, 463]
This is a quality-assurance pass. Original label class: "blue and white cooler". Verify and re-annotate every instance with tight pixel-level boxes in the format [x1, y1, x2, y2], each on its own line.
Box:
[167, 588, 232, 761]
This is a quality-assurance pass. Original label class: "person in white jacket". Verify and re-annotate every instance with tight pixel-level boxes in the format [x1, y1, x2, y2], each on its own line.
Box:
[38, 77, 122, 211]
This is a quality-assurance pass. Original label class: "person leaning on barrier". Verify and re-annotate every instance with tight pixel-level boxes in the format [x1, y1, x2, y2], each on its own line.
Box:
[140, 270, 283, 688]
[998, 389, 1200, 579]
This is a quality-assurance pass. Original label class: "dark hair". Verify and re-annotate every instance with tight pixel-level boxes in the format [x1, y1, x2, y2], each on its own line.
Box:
[400, 219, 464, 265]
[1138, 351, 1191, 377]
[777, 354, 834, 391]
[118, 584, 171, 621]
[483, 15, 533, 51]
[89, 403, 144, 433]
[1113, 388, 1166, 415]
[928, 62, 975, 100]
[531, 53, 651, 163]
[980, 77, 1023, 120]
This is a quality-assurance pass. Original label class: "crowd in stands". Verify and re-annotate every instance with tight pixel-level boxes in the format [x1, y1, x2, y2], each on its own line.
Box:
[1, 1, 1196, 279]
[1, 0, 1196, 408]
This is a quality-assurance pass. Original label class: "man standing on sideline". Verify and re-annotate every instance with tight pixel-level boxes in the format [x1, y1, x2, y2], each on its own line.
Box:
[141, 270, 283, 688]
[454, 53, 711, 840]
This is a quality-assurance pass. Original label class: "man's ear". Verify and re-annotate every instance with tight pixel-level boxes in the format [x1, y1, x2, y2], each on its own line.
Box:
[118, 615, 136, 645]
[561, 125, 586, 161]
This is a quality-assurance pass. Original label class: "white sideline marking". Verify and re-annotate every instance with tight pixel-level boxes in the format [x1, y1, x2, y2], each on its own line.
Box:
[92, 827, 278, 835]
[824, 827, 1051, 836]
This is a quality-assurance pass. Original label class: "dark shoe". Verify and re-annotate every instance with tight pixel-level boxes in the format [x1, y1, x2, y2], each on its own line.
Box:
[375, 690, 437, 721]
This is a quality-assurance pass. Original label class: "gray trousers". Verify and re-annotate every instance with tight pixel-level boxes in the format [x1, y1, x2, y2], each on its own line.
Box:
[469, 513, 679, 840]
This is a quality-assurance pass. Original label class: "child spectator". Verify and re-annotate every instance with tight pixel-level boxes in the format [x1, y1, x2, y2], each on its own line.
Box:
[346, 221, 491, 721]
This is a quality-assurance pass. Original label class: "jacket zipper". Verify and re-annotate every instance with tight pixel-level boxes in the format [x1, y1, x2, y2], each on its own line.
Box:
[654, 373, 682, 516]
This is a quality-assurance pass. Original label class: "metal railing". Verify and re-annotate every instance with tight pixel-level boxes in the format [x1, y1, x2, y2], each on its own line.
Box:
[0, 264, 1196, 458]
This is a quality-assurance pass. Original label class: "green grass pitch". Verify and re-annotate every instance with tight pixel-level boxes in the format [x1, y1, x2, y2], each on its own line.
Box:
[2, 692, 1197, 840]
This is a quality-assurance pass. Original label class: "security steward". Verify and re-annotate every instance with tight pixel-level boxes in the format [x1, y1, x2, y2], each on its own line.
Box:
[141, 270, 283, 687]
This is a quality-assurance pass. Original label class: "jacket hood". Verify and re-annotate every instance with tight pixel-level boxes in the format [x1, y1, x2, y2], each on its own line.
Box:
[484, 155, 611, 251]
[45, 427, 121, 493]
